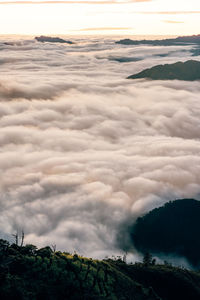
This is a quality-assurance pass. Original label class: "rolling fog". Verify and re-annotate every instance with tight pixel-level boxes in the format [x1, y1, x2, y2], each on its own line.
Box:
[0, 36, 200, 259]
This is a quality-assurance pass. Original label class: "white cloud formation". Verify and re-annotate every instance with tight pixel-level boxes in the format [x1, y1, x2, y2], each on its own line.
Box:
[0, 36, 200, 259]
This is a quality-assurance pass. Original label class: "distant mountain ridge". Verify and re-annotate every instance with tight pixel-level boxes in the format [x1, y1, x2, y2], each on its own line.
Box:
[35, 36, 74, 44]
[128, 60, 200, 81]
[116, 34, 200, 46]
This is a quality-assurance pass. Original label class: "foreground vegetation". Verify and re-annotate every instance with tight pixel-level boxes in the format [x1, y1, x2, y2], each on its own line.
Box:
[1, 239, 200, 299]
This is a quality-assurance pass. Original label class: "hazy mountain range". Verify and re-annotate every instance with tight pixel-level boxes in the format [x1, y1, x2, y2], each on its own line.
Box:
[116, 34, 200, 46]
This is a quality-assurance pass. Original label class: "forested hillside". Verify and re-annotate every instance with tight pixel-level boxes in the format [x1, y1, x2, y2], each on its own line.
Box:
[1, 239, 200, 299]
[132, 199, 200, 267]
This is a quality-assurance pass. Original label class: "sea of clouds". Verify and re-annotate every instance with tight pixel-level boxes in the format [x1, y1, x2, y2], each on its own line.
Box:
[0, 35, 200, 260]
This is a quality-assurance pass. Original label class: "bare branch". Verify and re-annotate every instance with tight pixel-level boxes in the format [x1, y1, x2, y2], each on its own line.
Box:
[12, 232, 18, 245]
[20, 230, 25, 247]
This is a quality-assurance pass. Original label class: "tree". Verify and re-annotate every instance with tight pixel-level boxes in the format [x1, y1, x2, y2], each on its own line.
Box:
[12, 230, 25, 246]
[21, 244, 37, 256]
[37, 246, 53, 258]
[0, 239, 9, 254]
[143, 252, 153, 266]
[20, 231, 25, 247]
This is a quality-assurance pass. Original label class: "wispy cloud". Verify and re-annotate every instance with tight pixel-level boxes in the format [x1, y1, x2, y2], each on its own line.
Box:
[163, 20, 184, 24]
[75, 27, 133, 31]
[0, 0, 152, 5]
[136, 11, 200, 15]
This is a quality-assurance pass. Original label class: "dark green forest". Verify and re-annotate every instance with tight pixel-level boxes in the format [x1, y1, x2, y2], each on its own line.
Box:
[132, 199, 200, 267]
[1, 237, 200, 300]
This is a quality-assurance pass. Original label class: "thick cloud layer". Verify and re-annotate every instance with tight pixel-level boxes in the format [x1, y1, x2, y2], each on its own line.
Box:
[0, 36, 200, 259]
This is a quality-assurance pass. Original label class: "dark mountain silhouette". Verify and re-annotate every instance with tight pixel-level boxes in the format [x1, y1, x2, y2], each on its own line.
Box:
[127, 60, 200, 81]
[35, 36, 74, 44]
[131, 199, 200, 267]
[116, 34, 200, 46]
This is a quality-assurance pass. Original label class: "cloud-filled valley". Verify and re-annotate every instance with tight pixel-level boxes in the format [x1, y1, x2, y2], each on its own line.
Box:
[1, 35, 200, 260]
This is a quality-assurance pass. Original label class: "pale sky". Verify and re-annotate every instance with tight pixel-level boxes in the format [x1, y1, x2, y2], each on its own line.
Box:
[0, 0, 200, 35]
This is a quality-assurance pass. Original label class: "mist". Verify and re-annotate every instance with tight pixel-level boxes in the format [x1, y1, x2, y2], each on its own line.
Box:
[0, 35, 200, 259]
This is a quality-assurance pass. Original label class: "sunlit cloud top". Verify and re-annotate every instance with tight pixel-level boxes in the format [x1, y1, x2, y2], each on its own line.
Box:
[0, 0, 200, 35]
